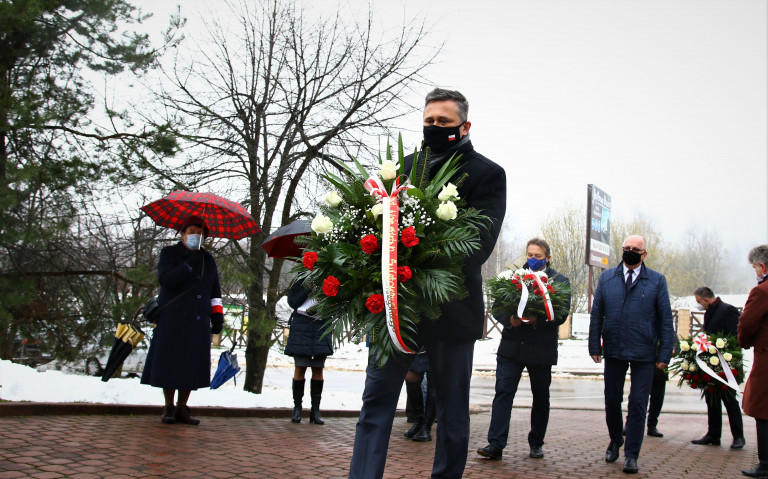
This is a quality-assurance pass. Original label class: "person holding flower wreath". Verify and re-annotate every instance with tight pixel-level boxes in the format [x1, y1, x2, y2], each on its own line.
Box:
[738, 245, 768, 478]
[348, 88, 506, 479]
[588, 234, 674, 475]
[690, 286, 744, 450]
[477, 237, 571, 461]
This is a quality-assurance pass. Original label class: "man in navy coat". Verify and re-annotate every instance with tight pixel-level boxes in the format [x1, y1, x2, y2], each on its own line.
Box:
[588, 234, 674, 474]
[348, 88, 507, 479]
[691, 286, 744, 449]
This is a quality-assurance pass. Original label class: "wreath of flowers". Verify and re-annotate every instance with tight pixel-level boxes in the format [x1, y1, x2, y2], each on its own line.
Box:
[486, 267, 571, 322]
[669, 333, 745, 403]
[293, 135, 488, 365]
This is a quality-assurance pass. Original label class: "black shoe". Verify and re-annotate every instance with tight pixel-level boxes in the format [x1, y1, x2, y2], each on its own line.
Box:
[623, 457, 638, 474]
[529, 446, 544, 458]
[691, 434, 720, 446]
[161, 405, 176, 424]
[742, 464, 768, 478]
[412, 424, 432, 442]
[605, 439, 623, 463]
[477, 444, 503, 460]
[647, 427, 663, 437]
[175, 405, 200, 425]
[731, 437, 746, 450]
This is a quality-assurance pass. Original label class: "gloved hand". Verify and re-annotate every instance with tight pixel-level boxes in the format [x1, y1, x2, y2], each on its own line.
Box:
[211, 313, 224, 334]
[186, 249, 204, 270]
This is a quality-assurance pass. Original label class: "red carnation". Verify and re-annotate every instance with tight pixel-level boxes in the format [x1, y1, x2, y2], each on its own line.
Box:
[397, 266, 412, 283]
[524, 274, 535, 281]
[718, 371, 726, 378]
[706, 386, 715, 394]
[303, 251, 318, 271]
[365, 294, 385, 314]
[515, 282, 523, 290]
[534, 289, 544, 296]
[547, 284, 554, 292]
[511, 277, 519, 284]
[360, 234, 379, 255]
[702, 374, 712, 382]
[401, 226, 419, 248]
[541, 276, 548, 283]
[692, 374, 701, 382]
[721, 384, 729, 390]
[731, 368, 738, 376]
[322, 276, 340, 297]
[691, 383, 698, 389]
[685, 374, 691, 380]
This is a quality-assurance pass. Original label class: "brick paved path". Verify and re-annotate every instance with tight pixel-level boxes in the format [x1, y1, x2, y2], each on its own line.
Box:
[0, 408, 758, 478]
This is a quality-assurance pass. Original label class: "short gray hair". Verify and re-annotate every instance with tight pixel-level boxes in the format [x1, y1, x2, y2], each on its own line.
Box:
[748, 244, 768, 266]
[694, 286, 715, 299]
[425, 88, 469, 123]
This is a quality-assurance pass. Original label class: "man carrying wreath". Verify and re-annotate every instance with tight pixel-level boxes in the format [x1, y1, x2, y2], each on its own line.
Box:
[477, 238, 571, 461]
[348, 88, 507, 479]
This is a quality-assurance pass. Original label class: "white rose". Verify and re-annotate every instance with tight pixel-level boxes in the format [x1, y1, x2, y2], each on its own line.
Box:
[708, 346, 717, 355]
[681, 362, 689, 371]
[436, 201, 458, 221]
[723, 352, 733, 361]
[715, 338, 726, 349]
[709, 356, 720, 366]
[689, 363, 696, 372]
[371, 203, 383, 219]
[311, 214, 333, 234]
[680, 341, 690, 352]
[437, 183, 460, 201]
[379, 161, 397, 180]
[323, 191, 342, 208]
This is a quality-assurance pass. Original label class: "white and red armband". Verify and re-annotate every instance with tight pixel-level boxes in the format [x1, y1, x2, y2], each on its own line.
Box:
[211, 298, 223, 315]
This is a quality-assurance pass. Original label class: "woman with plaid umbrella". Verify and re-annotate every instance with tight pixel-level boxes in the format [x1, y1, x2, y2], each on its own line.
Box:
[140, 215, 225, 425]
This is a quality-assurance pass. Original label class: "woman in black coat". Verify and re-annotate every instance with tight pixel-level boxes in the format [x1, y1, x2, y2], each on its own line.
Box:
[284, 278, 333, 424]
[140, 215, 224, 425]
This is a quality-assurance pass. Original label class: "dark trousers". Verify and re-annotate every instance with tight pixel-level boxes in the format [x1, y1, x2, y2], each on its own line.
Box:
[487, 355, 552, 449]
[626, 368, 666, 429]
[705, 392, 744, 440]
[604, 358, 655, 459]
[349, 338, 475, 479]
[757, 418, 768, 465]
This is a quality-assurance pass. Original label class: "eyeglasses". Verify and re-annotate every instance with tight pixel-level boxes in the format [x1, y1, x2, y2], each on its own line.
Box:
[622, 246, 646, 254]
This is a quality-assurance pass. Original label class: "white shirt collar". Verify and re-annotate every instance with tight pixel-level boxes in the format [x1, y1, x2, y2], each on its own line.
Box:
[623, 263, 641, 281]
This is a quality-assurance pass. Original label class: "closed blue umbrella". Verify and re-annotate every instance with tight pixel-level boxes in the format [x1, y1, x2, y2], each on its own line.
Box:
[210, 345, 241, 389]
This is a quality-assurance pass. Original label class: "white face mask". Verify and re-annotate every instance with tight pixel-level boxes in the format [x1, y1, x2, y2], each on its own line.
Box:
[695, 303, 705, 311]
[185, 234, 202, 250]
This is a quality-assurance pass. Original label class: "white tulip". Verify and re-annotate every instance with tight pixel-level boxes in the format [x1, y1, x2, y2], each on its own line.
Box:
[323, 191, 343, 207]
[436, 201, 458, 221]
[437, 183, 460, 201]
[311, 214, 333, 234]
[379, 161, 398, 180]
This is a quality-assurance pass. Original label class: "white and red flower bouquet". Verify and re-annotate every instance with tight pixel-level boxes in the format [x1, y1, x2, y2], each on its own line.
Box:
[669, 333, 745, 402]
[486, 267, 571, 322]
[293, 136, 488, 364]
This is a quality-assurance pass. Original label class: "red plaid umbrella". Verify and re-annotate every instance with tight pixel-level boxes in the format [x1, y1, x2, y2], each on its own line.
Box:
[141, 191, 261, 240]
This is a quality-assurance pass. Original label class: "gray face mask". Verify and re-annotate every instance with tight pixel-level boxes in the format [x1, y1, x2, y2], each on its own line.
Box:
[185, 234, 202, 250]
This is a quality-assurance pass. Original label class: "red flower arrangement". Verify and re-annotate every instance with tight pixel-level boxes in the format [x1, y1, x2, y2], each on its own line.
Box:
[401, 226, 419, 248]
[303, 251, 318, 271]
[322, 276, 340, 297]
[365, 294, 385, 314]
[360, 235, 379, 255]
[397, 266, 412, 283]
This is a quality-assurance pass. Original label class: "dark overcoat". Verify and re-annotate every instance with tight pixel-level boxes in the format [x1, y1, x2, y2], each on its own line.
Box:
[588, 262, 674, 364]
[284, 279, 333, 359]
[141, 242, 221, 390]
[703, 297, 740, 337]
[495, 266, 571, 365]
[404, 140, 507, 341]
[738, 279, 768, 419]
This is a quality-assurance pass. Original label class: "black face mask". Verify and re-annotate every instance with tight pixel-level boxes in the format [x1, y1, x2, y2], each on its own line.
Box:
[422, 122, 465, 154]
[622, 249, 643, 266]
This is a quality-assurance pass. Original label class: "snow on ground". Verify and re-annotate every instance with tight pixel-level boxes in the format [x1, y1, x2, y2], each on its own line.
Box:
[0, 337, 752, 411]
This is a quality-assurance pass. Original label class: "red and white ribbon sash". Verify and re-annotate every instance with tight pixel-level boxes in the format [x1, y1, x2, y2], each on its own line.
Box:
[692, 333, 741, 394]
[366, 174, 415, 354]
[513, 271, 554, 322]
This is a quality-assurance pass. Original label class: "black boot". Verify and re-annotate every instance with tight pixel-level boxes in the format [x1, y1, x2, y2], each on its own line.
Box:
[412, 375, 435, 442]
[291, 379, 305, 423]
[404, 381, 424, 438]
[309, 379, 325, 425]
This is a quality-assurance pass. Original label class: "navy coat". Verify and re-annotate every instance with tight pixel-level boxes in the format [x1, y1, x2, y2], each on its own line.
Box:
[495, 266, 571, 365]
[284, 280, 333, 359]
[588, 262, 674, 364]
[404, 140, 507, 341]
[141, 242, 221, 390]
